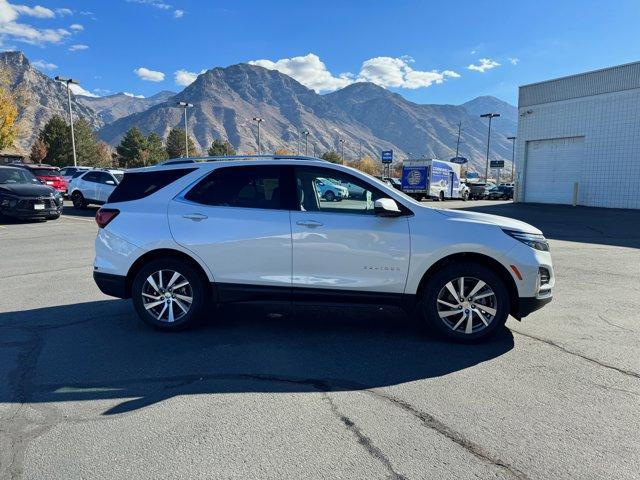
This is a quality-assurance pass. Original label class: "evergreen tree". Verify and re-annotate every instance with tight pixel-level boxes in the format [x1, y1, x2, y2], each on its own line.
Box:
[40, 115, 71, 166]
[321, 150, 342, 164]
[207, 138, 235, 156]
[166, 128, 197, 158]
[73, 118, 103, 167]
[116, 127, 148, 167]
[146, 132, 168, 165]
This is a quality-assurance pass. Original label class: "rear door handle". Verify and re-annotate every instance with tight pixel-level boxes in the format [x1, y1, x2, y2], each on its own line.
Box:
[182, 213, 208, 221]
[296, 220, 323, 228]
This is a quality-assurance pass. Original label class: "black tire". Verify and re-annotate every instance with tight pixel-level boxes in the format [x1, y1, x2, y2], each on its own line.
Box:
[72, 191, 87, 209]
[461, 191, 469, 201]
[420, 262, 510, 343]
[438, 191, 445, 202]
[132, 258, 208, 331]
[324, 191, 335, 202]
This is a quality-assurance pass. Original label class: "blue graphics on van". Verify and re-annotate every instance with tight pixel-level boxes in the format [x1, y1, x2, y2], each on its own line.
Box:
[401, 166, 428, 192]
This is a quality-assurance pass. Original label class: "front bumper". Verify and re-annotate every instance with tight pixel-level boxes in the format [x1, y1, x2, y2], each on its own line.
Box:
[513, 294, 553, 319]
[93, 271, 128, 299]
[0, 197, 63, 218]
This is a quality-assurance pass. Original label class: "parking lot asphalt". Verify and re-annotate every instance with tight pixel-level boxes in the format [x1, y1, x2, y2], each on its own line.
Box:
[1, 200, 639, 479]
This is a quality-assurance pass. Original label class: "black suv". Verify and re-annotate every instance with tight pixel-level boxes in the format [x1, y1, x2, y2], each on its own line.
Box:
[0, 165, 63, 220]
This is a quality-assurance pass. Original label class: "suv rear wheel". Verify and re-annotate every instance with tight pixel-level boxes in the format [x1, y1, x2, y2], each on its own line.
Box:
[132, 258, 207, 331]
[71, 191, 86, 209]
[421, 262, 510, 342]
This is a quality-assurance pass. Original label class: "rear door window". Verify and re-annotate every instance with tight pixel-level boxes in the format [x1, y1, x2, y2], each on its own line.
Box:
[82, 171, 100, 183]
[184, 165, 290, 210]
[109, 168, 195, 203]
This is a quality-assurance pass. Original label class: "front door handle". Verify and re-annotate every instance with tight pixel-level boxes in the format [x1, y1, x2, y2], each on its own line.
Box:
[296, 220, 323, 228]
[182, 213, 208, 221]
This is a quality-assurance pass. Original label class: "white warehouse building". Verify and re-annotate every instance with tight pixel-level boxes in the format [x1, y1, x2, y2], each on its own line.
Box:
[515, 61, 640, 209]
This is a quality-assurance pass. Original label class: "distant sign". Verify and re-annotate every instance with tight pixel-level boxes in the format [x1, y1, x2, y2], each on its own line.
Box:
[490, 160, 505, 168]
[381, 150, 393, 164]
[449, 156, 468, 165]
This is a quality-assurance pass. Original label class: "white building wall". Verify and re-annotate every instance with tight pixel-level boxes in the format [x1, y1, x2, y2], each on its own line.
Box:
[516, 66, 640, 209]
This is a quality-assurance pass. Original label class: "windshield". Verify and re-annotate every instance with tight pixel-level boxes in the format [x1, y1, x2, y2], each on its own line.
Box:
[0, 168, 39, 185]
[31, 168, 60, 177]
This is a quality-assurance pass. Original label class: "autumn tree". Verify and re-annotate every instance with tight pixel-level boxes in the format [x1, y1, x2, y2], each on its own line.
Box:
[166, 128, 197, 158]
[352, 156, 381, 176]
[274, 148, 293, 155]
[29, 137, 47, 164]
[207, 138, 235, 156]
[321, 150, 342, 164]
[0, 87, 18, 150]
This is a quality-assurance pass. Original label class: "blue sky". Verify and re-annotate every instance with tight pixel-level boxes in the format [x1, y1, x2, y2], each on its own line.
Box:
[2, 0, 639, 105]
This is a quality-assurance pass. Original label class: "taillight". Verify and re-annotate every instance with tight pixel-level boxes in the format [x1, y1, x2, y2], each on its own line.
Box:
[96, 208, 120, 228]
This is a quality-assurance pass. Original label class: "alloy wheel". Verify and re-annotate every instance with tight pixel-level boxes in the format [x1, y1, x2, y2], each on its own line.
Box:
[436, 276, 497, 334]
[141, 269, 193, 323]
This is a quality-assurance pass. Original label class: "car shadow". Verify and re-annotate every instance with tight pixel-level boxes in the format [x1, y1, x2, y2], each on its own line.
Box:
[1, 299, 514, 415]
[61, 201, 99, 218]
[452, 202, 640, 249]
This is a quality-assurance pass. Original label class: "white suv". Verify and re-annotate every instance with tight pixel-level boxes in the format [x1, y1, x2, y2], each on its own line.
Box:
[69, 169, 124, 208]
[93, 156, 554, 342]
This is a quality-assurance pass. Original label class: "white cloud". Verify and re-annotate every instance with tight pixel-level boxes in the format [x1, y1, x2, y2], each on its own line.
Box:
[173, 9, 184, 18]
[128, 0, 171, 10]
[93, 88, 111, 95]
[56, 8, 73, 16]
[249, 53, 460, 92]
[0, 1, 71, 45]
[32, 59, 57, 70]
[174, 68, 205, 86]
[123, 91, 145, 98]
[69, 23, 83, 31]
[68, 43, 88, 51]
[467, 58, 500, 73]
[134, 66, 165, 82]
[68, 82, 97, 97]
[249, 53, 354, 93]
[508, 57, 519, 65]
[12, 4, 54, 18]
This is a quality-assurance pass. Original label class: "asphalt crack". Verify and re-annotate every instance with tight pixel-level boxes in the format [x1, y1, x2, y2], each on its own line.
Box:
[322, 392, 408, 480]
[597, 313, 634, 333]
[511, 329, 640, 379]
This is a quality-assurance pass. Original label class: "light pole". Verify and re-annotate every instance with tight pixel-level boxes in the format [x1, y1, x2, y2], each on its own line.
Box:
[177, 102, 193, 157]
[301, 130, 310, 155]
[54, 76, 79, 167]
[480, 113, 500, 182]
[252, 117, 264, 154]
[507, 136, 516, 183]
[455, 121, 462, 158]
[339, 138, 346, 164]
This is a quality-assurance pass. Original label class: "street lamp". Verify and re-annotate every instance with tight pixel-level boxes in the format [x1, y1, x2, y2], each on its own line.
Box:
[339, 138, 346, 164]
[507, 136, 516, 183]
[177, 102, 193, 157]
[480, 113, 500, 182]
[54, 76, 79, 167]
[252, 117, 264, 154]
[301, 130, 310, 155]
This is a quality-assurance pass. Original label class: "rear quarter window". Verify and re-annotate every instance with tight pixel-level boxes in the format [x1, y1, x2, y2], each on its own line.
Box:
[108, 168, 195, 203]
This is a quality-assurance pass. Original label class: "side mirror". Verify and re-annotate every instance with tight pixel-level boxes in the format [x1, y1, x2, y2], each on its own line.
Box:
[106, 180, 116, 186]
[374, 198, 402, 217]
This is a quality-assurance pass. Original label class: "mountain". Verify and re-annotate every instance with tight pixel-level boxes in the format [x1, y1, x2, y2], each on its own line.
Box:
[99, 64, 398, 159]
[325, 83, 515, 169]
[462, 95, 518, 135]
[77, 90, 175, 123]
[0, 51, 102, 153]
[99, 63, 517, 172]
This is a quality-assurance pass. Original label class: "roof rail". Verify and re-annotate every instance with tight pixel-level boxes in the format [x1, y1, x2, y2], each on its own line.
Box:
[159, 154, 327, 166]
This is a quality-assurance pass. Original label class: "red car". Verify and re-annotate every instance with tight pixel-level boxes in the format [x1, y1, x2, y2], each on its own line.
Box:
[15, 164, 68, 194]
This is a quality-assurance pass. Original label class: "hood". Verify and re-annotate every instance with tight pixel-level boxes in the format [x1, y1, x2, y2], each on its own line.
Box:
[435, 208, 542, 234]
[0, 183, 57, 197]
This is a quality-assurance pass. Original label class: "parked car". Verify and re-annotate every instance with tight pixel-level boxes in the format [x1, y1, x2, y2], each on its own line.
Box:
[69, 169, 124, 208]
[467, 182, 487, 200]
[15, 164, 68, 194]
[0, 165, 63, 220]
[59, 166, 92, 187]
[92, 156, 554, 342]
[487, 185, 514, 200]
[315, 177, 348, 201]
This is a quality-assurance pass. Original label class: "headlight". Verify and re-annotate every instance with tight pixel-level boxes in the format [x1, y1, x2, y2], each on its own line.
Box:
[502, 229, 550, 251]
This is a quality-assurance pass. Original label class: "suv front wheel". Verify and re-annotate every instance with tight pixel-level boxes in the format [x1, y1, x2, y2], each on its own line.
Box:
[132, 258, 207, 331]
[421, 262, 510, 342]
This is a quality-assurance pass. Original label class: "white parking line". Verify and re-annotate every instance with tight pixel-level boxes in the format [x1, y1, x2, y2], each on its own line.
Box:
[61, 216, 96, 223]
